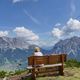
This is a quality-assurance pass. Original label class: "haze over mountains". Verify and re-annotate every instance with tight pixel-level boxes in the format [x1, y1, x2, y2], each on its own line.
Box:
[0, 36, 32, 49]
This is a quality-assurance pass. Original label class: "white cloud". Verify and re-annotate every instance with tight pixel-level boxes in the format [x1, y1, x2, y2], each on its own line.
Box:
[55, 23, 61, 27]
[12, 0, 23, 3]
[52, 18, 80, 39]
[13, 27, 39, 41]
[67, 18, 80, 30]
[0, 31, 8, 37]
[12, 0, 39, 3]
[52, 28, 63, 38]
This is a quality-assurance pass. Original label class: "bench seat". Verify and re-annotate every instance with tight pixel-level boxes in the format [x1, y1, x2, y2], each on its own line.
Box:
[27, 63, 63, 69]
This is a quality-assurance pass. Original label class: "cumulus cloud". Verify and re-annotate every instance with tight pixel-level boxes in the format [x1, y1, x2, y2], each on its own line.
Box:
[52, 28, 63, 38]
[67, 18, 80, 30]
[0, 31, 8, 37]
[52, 18, 80, 39]
[13, 27, 39, 41]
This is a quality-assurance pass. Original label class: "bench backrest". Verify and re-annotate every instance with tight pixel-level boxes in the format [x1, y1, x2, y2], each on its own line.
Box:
[28, 54, 67, 66]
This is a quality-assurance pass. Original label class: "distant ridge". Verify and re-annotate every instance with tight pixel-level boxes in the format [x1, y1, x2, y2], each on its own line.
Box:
[52, 36, 80, 61]
[0, 36, 30, 49]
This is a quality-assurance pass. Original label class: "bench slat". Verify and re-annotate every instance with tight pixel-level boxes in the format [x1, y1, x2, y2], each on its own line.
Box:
[27, 63, 64, 69]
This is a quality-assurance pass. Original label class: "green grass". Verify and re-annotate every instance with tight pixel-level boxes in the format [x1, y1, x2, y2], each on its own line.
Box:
[14, 69, 28, 75]
[0, 69, 28, 78]
[0, 71, 7, 78]
[65, 59, 80, 68]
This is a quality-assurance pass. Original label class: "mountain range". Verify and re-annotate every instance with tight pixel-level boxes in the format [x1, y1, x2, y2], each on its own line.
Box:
[0, 36, 80, 71]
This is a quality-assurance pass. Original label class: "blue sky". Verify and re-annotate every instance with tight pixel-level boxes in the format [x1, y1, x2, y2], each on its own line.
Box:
[0, 0, 80, 47]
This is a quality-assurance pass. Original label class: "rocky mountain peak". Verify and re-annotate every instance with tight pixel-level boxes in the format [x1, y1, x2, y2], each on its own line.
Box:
[52, 36, 80, 61]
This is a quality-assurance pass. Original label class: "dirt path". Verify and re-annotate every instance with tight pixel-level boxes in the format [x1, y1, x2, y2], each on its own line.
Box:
[8, 71, 31, 80]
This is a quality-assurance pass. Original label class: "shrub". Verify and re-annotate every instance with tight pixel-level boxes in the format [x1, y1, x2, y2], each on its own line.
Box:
[8, 71, 14, 76]
[0, 71, 7, 78]
[65, 59, 80, 68]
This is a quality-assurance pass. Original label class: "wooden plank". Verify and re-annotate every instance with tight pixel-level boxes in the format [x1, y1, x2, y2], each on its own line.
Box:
[59, 54, 64, 75]
[27, 63, 64, 69]
[48, 55, 61, 64]
[41, 63, 62, 68]
[28, 56, 34, 65]
[33, 56, 48, 65]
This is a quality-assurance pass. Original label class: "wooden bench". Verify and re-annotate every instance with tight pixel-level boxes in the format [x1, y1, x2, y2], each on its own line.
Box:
[27, 54, 67, 80]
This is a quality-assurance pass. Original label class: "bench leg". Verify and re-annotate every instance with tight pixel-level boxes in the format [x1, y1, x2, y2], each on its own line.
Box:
[59, 66, 64, 75]
[32, 74, 36, 80]
[32, 68, 36, 80]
